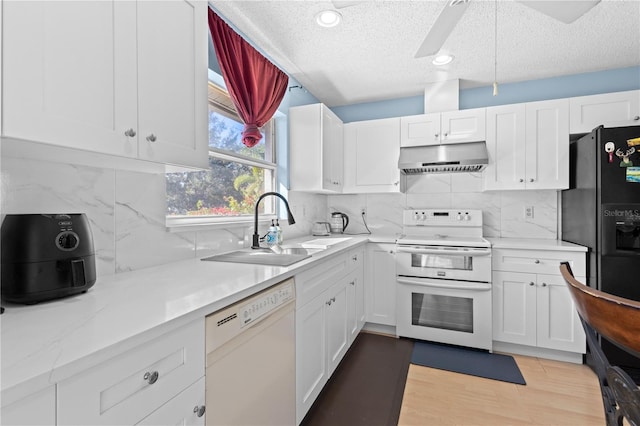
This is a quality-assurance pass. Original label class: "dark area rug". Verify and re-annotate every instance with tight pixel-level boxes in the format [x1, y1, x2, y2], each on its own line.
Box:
[411, 341, 526, 385]
[301, 333, 414, 426]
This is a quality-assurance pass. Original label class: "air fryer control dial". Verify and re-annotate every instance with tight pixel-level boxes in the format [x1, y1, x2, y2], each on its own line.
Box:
[56, 231, 80, 251]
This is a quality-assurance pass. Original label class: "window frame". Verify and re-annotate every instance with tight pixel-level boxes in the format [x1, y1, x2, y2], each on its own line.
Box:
[165, 81, 278, 230]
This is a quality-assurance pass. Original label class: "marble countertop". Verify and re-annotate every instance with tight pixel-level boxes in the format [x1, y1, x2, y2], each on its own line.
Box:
[487, 237, 588, 252]
[0, 236, 368, 404]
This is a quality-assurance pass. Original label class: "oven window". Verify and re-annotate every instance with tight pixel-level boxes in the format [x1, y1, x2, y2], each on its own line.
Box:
[616, 222, 640, 251]
[411, 293, 473, 333]
[410, 253, 472, 270]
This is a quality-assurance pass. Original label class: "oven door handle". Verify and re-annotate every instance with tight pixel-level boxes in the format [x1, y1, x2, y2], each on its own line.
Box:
[397, 277, 492, 291]
[396, 246, 491, 256]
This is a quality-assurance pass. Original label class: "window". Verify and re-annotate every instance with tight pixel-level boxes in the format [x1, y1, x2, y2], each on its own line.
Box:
[166, 82, 276, 225]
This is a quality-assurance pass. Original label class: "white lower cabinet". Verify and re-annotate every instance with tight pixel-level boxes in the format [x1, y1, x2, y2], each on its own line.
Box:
[492, 248, 586, 358]
[1, 385, 56, 426]
[137, 377, 205, 426]
[295, 246, 364, 424]
[365, 243, 396, 326]
[57, 318, 205, 425]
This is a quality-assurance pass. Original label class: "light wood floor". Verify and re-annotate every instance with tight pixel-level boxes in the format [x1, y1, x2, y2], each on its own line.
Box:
[398, 354, 605, 425]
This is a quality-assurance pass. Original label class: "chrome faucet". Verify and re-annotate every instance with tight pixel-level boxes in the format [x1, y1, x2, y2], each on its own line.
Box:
[252, 192, 296, 249]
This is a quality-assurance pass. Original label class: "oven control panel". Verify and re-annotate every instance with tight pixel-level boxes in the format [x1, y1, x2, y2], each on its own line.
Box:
[403, 209, 483, 227]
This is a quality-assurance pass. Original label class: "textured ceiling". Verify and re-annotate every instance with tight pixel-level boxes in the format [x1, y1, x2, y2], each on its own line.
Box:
[211, 0, 640, 107]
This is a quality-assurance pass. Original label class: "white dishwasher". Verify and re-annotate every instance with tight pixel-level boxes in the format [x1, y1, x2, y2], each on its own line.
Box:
[205, 278, 295, 426]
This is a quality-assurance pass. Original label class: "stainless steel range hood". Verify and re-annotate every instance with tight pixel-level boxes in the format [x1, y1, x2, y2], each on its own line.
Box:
[398, 141, 489, 174]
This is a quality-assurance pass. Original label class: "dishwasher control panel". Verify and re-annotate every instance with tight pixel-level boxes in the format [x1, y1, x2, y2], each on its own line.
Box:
[240, 280, 294, 327]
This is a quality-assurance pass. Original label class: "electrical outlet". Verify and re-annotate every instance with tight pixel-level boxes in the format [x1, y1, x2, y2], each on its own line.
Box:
[525, 206, 534, 219]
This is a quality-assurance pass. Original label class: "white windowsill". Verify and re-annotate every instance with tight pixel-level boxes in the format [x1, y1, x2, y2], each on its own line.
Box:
[166, 215, 277, 233]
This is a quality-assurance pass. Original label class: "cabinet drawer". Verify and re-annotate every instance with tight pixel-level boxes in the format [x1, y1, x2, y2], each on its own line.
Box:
[296, 253, 348, 308]
[492, 249, 586, 275]
[58, 318, 204, 425]
[136, 377, 205, 426]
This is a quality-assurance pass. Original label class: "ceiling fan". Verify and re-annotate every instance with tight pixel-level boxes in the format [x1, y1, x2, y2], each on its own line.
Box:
[414, 0, 602, 58]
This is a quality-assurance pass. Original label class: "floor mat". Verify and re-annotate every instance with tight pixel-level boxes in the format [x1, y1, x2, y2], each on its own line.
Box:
[301, 333, 414, 426]
[411, 341, 526, 385]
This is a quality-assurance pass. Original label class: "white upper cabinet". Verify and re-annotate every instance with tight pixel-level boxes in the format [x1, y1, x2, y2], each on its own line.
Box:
[290, 103, 344, 193]
[569, 90, 640, 133]
[343, 117, 401, 193]
[1, 0, 208, 168]
[400, 108, 485, 147]
[484, 99, 569, 190]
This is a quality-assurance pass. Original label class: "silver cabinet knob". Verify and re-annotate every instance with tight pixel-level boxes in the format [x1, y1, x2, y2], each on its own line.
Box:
[146, 134, 157, 142]
[534, 259, 540, 264]
[144, 371, 159, 384]
[519, 178, 524, 183]
[443, 132, 448, 137]
[529, 178, 535, 182]
[193, 405, 206, 418]
[435, 133, 439, 139]
[352, 255, 358, 261]
[394, 181, 399, 186]
[529, 282, 535, 286]
[124, 128, 136, 137]
[634, 115, 639, 121]
[326, 300, 332, 306]
[542, 282, 547, 287]
[350, 280, 355, 286]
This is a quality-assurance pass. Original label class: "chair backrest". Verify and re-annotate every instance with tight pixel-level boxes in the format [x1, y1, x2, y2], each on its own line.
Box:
[560, 262, 640, 358]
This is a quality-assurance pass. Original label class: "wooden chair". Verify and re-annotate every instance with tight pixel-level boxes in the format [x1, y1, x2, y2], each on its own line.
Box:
[560, 262, 640, 426]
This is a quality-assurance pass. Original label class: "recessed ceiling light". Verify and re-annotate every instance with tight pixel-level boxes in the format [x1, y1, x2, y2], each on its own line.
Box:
[316, 10, 342, 27]
[432, 54, 454, 66]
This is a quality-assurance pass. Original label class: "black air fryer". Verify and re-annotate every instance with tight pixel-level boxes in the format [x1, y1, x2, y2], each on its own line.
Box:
[1, 214, 96, 304]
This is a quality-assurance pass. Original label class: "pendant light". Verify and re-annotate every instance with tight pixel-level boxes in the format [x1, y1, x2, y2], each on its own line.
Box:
[493, 0, 499, 96]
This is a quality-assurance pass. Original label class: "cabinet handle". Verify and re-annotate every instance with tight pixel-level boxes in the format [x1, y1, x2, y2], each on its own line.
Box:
[124, 128, 136, 137]
[350, 280, 355, 286]
[193, 405, 206, 418]
[529, 178, 535, 182]
[634, 115, 639, 121]
[541, 282, 547, 287]
[143, 371, 159, 385]
[146, 134, 157, 142]
[394, 181, 399, 186]
[352, 255, 358, 261]
[389, 250, 394, 254]
[519, 178, 524, 183]
[534, 259, 540, 264]
[331, 297, 336, 302]
[326, 300, 332, 306]
[435, 133, 439, 139]
[529, 282, 535, 286]
[443, 132, 448, 138]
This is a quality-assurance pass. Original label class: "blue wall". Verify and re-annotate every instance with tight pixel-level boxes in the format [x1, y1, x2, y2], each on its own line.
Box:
[332, 66, 640, 123]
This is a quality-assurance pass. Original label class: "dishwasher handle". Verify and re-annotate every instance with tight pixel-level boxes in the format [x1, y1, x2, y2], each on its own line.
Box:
[397, 276, 491, 291]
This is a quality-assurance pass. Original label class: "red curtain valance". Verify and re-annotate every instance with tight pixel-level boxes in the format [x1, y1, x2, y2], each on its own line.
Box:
[208, 9, 289, 148]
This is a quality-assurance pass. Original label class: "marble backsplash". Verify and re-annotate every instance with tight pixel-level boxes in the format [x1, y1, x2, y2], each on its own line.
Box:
[0, 155, 327, 277]
[328, 172, 560, 240]
[1, 154, 559, 277]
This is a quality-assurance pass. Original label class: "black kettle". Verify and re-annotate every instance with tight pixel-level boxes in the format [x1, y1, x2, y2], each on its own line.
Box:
[330, 212, 349, 234]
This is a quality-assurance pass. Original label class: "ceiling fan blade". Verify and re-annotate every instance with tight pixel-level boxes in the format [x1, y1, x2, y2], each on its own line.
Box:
[415, 0, 471, 58]
[517, 0, 601, 24]
[331, 0, 365, 9]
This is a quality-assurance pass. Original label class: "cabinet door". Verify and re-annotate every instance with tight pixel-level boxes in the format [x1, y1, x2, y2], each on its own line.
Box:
[296, 294, 327, 423]
[492, 271, 537, 346]
[484, 104, 526, 190]
[400, 114, 440, 147]
[346, 270, 364, 345]
[137, 0, 208, 168]
[525, 99, 569, 190]
[2, 1, 138, 156]
[326, 281, 349, 377]
[536, 274, 586, 353]
[440, 108, 486, 144]
[136, 377, 205, 426]
[365, 244, 396, 326]
[569, 90, 640, 133]
[1, 386, 56, 426]
[343, 118, 400, 193]
[322, 106, 344, 191]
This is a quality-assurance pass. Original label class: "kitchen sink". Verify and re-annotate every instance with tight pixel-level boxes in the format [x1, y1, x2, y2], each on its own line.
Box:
[201, 246, 313, 267]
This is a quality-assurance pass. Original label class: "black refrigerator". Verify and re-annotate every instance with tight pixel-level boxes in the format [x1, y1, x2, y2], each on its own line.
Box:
[561, 125, 640, 374]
